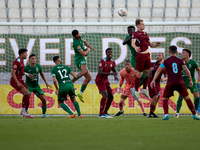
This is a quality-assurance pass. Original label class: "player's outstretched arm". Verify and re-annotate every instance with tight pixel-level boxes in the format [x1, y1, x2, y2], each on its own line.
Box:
[196, 67, 200, 82]
[40, 72, 52, 88]
[123, 36, 132, 45]
[182, 65, 193, 88]
[149, 41, 161, 48]
[112, 68, 119, 82]
[52, 77, 59, 95]
[71, 71, 78, 83]
[83, 39, 95, 51]
[151, 66, 163, 88]
[98, 67, 117, 76]
[131, 38, 140, 52]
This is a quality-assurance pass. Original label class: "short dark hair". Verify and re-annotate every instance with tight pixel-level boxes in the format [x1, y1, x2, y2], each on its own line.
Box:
[72, 30, 79, 37]
[135, 19, 143, 26]
[125, 60, 131, 63]
[53, 56, 60, 62]
[183, 49, 191, 57]
[169, 45, 177, 54]
[127, 26, 135, 30]
[18, 48, 28, 55]
[106, 48, 112, 53]
[29, 54, 36, 59]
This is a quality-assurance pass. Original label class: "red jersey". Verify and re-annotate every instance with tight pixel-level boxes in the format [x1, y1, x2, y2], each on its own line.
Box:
[95, 58, 116, 82]
[161, 56, 185, 84]
[132, 30, 150, 52]
[11, 57, 25, 80]
[149, 62, 166, 83]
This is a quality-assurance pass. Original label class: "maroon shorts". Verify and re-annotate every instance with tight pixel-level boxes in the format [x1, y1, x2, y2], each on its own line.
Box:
[148, 82, 160, 98]
[136, 53, 151, 72]
[10, 79, 27, 91]
[163, 82, 188, 98]
[96, 80, 112, 93]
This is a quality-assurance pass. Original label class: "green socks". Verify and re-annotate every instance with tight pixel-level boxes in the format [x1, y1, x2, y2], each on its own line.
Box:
[42, 105, 47, 114]
[60, 103, 73, 115]
[80, 84, 87, 93]
[73, 101, 81, 116]
[176, 96, 183, 113]
[194, 97, 200, 111]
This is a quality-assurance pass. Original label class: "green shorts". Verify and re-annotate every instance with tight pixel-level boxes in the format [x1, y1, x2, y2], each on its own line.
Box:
[27, 85, 44, 96]
[58, 84, 76, 101]
[185, 82, 199, 93]
[75, 58, 87, 70]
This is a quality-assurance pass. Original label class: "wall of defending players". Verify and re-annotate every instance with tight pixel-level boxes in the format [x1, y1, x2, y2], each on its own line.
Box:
[1, 84, 196, 115]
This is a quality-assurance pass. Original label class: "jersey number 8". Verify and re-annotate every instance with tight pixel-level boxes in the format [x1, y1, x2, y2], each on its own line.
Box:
[172, 63, 178, 74]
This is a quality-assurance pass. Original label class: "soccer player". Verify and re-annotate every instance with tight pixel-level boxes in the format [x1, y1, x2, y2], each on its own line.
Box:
[148, 53, 167, 118]
[131, 19, 161, 100]
[115, 60, 147, 116]
[51, 56, 82, 118]
[71, 29, 95, 103]
[123, 26, 146, 86]
[175, 49, 200, 118]
[10, 49, 34, 118]
[150, 45, 200, 120]
[95, 48, 118, 118]
[24, 54, 52, 118]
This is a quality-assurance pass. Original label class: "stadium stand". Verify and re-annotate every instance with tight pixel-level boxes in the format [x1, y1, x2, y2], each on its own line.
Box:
[0, 0, 199, 22]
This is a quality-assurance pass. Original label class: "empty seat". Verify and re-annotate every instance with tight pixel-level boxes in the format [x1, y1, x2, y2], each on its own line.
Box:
[166, 0, 177, 8]
[126, 18, 136, 22]
[140, 0, 152, 8]
[113, 17, 125, 22]
[48, 9, 59, 18]
[47, 0, 59, 8]
[9, 9, 20, 18]
[152, 8, 163, 17]
[87, 8, 98, 18]
[153, 0, 165, 8]
[74, 0, 85, 8]
[127, 8, 138, 18]
[48, 18, 59, 22]
[164, 18, 176, 22]
[177, 18, 189, 22]
[151, 18, 163, 22]
[140, 18, 150, 22]
[60, 0, 72, 8]
[21, 0, 32, 8]
[74, 18, 85, 22]
[61, 18, 72, 22]
[100, 0, 112, 8]
[34, 0, 46, 9]
[8, 0, 19, 8]
[165, 8, 176, 17]
[192, 0, 200, 8]
[74, 8, 85, 18]
[178, 8, 189, 17]
[10, 19, 21, 22]
[22, 9, 33, 18]
[35, 18, 46, 22]
[87, 18, 98, 22]
[23, 19, 34, 22]
[100, 18, 111, 22]
[87, 0, 99, 8]
[127, 0, 138, 8]
[0, 0, 6, 8]
[114, 0, 125, 8]
[0, 9, 7, 19]
[191, 8, 200, 17]
[35, 9, 46, 18]
[190, 18, 200, 21]
[61, 9, 72, 18]
[139, 8, 151, 18]
[179, 0, 190, 8]
[100, 8, 112, 18]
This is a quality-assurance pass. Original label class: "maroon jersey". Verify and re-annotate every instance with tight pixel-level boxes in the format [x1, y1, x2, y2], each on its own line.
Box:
[132, 30, 150, 52]
[95, 58, 116, 82]
[162, 56, 185, 84]
[11, 57, 24, 80]
[149, 62, 166, 83]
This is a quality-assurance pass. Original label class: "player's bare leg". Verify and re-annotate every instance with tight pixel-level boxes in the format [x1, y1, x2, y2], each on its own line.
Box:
[149, 95, 159, 118]
[136, 99, 147, 116]
[70, 96, 82, 118]
[132, 71, 143, 100]
[99, 90, 112, 118]
[141, 69, 150, 98]
[115, 95, 127, 116]
[103, 92, 113, 118]
[193, 92, 200, 115]
[37, 95, 49, 118]
[58, 100, 75, 118]
[20, 87, 33, 118]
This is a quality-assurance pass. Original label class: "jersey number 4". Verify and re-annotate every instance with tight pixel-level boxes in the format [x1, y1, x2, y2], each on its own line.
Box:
[58, 69, 68, 79]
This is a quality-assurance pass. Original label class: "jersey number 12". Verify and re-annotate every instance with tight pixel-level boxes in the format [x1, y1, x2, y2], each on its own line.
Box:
[58, 69, 68, 79]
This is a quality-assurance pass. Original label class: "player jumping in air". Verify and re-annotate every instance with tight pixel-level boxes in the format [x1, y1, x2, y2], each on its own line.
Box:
[148, 53, 167, 118]
[71, 29, 95, 103]
[123, 26, 146, 86]
[95, 48, 118, 118]
[151, 45, 200, 120]
[24, 54, 52, 118]
[115, 60, 147, 116]
[10, 49, 34, 118]
[51, 56, 82, 118]
[131, 19, 161, 100]
[175, 49, 200, 118]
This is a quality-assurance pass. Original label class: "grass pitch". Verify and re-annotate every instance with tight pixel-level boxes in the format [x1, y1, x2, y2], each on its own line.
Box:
[0, 115, 199, 150]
